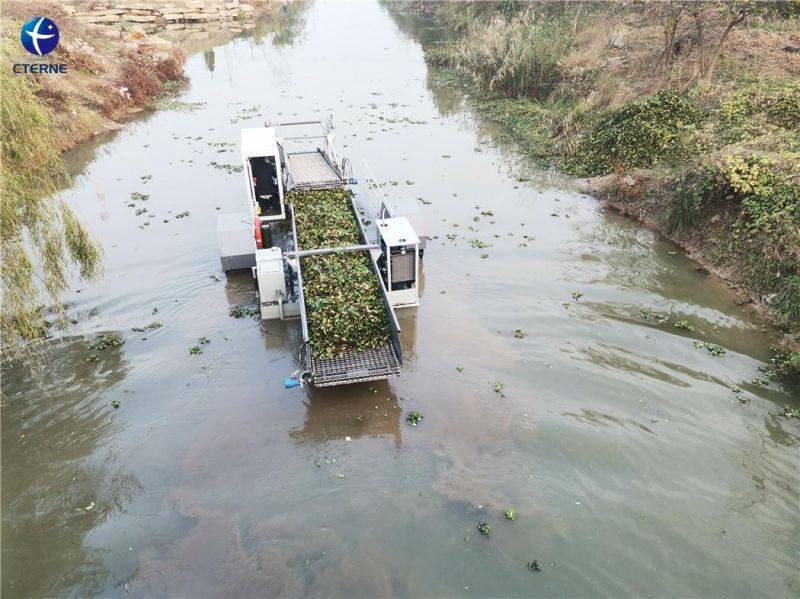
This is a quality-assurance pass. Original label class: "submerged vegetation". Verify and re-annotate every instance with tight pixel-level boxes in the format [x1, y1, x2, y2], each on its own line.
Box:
[419, 0, 800, 356]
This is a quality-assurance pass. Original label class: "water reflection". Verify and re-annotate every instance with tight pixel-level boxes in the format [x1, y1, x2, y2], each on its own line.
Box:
[1, 337, 140, 598]
[203, 48, 215, 73]
[290, 381, 402, 448]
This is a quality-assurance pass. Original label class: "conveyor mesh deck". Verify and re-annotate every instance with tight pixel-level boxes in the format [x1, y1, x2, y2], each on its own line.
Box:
[312, 344, 400, 387]
[286, 151, 342, 189]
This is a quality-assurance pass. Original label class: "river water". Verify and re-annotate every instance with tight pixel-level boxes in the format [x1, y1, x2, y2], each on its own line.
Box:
[2, 2, 799, 597]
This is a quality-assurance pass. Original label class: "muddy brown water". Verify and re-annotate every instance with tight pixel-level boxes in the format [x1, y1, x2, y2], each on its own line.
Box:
[2, 2, 799, 597]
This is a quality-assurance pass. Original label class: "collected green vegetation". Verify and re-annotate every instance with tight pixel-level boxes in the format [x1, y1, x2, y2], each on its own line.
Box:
[289, 188, 361, 249]
[477, 521, 491, 537]
[505, 508, 518, 521]
[289, 188, 391, 358]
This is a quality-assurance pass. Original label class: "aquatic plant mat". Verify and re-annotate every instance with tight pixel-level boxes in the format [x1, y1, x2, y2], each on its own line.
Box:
[289, 189, 395, 378]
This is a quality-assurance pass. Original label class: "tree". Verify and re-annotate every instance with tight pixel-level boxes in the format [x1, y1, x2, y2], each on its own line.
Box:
[655, 1, 688, 66]
[1, 48, 102, 352]
[703, 1, 759, 82]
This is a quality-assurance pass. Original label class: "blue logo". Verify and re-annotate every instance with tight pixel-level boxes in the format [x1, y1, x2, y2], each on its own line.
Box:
[20, 17, 60, 56]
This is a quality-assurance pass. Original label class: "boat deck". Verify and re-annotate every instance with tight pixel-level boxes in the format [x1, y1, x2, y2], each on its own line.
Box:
[286, 151, 342, 189]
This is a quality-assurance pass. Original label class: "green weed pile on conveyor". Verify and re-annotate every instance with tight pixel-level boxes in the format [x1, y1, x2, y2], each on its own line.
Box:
[288, 189, 391, 359]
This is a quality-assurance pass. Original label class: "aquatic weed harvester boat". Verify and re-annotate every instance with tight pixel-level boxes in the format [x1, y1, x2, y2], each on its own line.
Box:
[217, 120, 424, 388]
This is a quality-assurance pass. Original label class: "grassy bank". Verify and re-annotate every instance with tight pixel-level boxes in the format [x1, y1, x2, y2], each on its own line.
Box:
[1, 2, 190, 349]
[420, 1, 800, 378]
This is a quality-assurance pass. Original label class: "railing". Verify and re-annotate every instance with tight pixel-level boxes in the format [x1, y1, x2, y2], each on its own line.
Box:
[350, 195, 403, 366]
[288, 203, 310, 344]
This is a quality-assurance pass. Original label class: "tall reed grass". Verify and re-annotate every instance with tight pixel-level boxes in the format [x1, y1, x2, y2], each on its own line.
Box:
[446, 9, 572, 101]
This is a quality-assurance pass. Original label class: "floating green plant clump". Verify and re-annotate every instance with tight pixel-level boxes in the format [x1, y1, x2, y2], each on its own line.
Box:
[88, 333, 124, 351]
[514, 329, 526, 339]
[132, 321, 162, 332]
[781, 405, 799, 418]
[693, 341, 726, 357]
[290, 188, 392, 358]
[406, 410, 423, 425]
[505, 508, 518, 521]
[468, 238, 490, 249]
[477, 521, 491, 536]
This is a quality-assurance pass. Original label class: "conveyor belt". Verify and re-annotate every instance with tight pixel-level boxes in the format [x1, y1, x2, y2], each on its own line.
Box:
[286, 151, 342, 189]
[312, 345, 400, 387]
[289, 198, 403, 388]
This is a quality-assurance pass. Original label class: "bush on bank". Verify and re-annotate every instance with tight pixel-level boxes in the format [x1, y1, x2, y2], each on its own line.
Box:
[422, 3, 800, 338]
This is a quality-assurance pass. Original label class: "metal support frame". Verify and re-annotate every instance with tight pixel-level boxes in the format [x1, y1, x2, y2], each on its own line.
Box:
[287, 244, 379, 258]
[351, 195, 403, 366]
[288, 204, 310, 344]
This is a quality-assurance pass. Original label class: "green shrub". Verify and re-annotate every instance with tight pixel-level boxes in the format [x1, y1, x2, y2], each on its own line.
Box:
[716, 153, 800, 241]
[772, 350, 800, 382]
[568, 90, 702, 176]
[719, 81, 800, 131]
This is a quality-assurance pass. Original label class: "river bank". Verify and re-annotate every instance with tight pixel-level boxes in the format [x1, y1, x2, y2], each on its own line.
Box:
[415, 1, 800, 376]
[0, 0, 299, 347]
[2, 0, 284, 153]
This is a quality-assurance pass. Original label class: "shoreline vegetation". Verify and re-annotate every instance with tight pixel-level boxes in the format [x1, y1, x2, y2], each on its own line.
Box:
[414, 0, 799, 380]
[0, 0, 289, 353]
